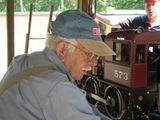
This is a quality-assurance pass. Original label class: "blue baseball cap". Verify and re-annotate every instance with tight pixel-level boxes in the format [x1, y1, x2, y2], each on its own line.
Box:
[50, 10, 115, 56]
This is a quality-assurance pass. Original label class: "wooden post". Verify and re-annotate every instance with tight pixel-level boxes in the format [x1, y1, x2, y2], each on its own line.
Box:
[7, 0, 14, 66]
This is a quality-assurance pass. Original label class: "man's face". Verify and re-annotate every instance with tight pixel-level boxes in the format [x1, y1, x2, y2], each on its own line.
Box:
[63, 42, 98, 80]
[144, 1, 160, 20]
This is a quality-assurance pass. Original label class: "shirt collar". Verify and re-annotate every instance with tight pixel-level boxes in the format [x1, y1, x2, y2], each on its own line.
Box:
[146, 17, 160, 27]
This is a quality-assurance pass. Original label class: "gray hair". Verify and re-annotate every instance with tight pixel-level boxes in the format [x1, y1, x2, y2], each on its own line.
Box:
[45, 33, 78, 52]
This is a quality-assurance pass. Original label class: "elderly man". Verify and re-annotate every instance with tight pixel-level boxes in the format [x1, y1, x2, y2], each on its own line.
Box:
[96, 0, 160, 30]
[0, 10, 115, 120]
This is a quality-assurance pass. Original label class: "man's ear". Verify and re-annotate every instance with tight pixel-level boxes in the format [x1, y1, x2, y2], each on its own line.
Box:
[55, 41, 68, 59]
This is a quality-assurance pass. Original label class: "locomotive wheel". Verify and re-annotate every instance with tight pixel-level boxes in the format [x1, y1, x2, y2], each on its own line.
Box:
[104, 85, 125, 119]
[84, 77, 99, 105]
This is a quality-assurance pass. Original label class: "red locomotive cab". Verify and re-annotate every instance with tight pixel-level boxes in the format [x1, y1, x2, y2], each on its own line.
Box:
[104, 30, 160, 88]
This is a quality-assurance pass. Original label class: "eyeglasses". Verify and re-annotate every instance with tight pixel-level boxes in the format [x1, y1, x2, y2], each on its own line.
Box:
[67, 42, 99, 62]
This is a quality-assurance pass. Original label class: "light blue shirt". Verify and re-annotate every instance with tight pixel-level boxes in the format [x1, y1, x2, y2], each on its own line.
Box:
[0, 47, 111, 120]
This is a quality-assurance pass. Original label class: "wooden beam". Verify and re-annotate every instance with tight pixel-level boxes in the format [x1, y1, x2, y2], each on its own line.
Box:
[77, 0, 96, 17]
[7, 0, 14, 66]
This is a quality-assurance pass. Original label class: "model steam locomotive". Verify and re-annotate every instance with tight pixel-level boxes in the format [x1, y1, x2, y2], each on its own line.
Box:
[76, 30, 160, 120]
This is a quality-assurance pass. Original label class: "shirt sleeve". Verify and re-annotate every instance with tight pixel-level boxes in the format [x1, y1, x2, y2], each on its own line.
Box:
[43, 80, 111, 120]
[119, 15, 147, 30]
[119, 18, 134, 29]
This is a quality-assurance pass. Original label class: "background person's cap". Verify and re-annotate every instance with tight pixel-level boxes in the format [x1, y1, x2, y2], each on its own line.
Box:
[144, 0, 159, 3]
[50, 10, 115, 56]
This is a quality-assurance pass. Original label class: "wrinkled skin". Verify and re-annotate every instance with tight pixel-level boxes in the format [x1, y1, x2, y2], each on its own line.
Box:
[55, 41, 97, 80]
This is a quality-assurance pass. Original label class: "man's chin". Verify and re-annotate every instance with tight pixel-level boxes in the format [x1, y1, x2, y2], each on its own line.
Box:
[148, 15, 157, 20]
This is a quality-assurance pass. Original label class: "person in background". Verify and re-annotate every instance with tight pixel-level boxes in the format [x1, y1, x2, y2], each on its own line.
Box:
[0, 10, 115, 120]
[95, 0, 160, 30]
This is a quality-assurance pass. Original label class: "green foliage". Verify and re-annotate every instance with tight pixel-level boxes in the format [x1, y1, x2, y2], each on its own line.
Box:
[51, 0, 76, 11]
[0, 0, 144, 12]
[96, 0, 108, 13]
[0, 0, 6, 12]
[63, 0, 77, 10]
[96, 0, 144, 13]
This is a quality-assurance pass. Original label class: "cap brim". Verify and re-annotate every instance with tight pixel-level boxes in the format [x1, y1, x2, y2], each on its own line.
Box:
[144, 0, 158, 3]
[77, 39, 116, 56]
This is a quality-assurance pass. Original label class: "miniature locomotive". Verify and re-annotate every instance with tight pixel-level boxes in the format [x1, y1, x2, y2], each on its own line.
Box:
[77, 30, 160, 120]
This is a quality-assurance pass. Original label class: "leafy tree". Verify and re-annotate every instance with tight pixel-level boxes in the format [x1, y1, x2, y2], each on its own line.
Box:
[1, 0, 144, 12]
[0, 0, 6, 12]
[96, 0, 144, 13]
[51, 0, 76, 11]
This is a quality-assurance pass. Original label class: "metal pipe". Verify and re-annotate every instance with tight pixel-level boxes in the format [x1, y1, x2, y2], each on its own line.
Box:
[24, 3, 33, 53]
[47, 5, 53, 33]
